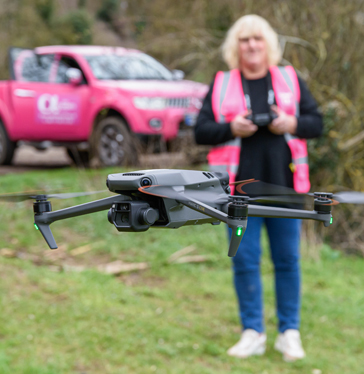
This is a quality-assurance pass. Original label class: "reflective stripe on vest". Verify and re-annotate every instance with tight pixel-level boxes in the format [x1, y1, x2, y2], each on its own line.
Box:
[208, 66, 310, 193]
[209, 70, 245, 193]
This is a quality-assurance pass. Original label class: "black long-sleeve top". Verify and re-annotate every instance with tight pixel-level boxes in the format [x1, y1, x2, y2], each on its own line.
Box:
[195, 71, 323, 190]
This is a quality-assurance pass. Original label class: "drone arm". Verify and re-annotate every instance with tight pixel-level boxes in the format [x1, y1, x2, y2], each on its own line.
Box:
[35, 195, 130, 225]
[246, 205, 332, 226]
[34, 195, 131, 249]
[177, 197, 247, 257]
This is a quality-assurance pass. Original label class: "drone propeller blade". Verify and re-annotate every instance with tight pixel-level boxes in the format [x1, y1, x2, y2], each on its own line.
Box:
[0, 190, 107, 202]
[332, 191, 364, 204]
[140, 181, 309, 206]
[233, 180, 364, 206]
[0, 191, 44, 202]
[231, 180, 313, 205]
[248, 195, 308, 205]
[46, 191, 108, 199]
[233, 180, 300, 196]
[230, 179, 259, 194]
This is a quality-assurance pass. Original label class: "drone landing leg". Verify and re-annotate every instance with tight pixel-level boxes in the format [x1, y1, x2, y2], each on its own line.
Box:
[34, 195, 131, 249]
[36, 223, 57, 249]
[176, 197, 248, 257]
[228, 224, 246, 257]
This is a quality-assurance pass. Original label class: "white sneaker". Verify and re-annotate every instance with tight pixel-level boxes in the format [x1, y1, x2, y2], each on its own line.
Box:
[227, 329, 266, 358]
[274, 329, 306, 361]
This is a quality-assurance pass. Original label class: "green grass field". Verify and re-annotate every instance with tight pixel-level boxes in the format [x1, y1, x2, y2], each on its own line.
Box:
[0, 167, 363, 374]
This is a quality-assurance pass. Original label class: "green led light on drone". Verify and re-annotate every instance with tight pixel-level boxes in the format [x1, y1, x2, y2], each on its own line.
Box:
[34, 223, 39, 230]
[330, 217, 333, 224]
[236, 227, 243, 236]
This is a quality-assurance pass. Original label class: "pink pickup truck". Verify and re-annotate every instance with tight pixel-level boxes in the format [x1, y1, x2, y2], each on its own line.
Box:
[0, 46, 208, 166]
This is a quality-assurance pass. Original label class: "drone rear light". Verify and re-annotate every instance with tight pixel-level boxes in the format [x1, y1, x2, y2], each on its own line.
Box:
[236, 227, 243, 236]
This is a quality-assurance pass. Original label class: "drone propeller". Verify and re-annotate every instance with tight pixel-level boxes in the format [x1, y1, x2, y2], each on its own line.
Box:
[233, 179, 300, 196]
[0, 190, 108, 202]
[233, 179, 364, 206]
[230, 178, 260, 193]
[331, 191, 364, 204]
[247, 195, 308, 205]
[139, 179, 364, 209]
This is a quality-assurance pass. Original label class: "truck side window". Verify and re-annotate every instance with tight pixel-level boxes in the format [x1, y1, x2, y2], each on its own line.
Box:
[19, 54, 54, 82]
[56, 56, 87, 84]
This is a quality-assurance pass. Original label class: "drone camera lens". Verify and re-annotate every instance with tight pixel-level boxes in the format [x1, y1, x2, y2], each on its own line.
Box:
[141, 178, 152, 187]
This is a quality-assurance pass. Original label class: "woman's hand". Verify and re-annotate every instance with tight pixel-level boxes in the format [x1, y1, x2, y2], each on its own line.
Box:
[230, 111, 258, 138]
[268, 105, 297, 135]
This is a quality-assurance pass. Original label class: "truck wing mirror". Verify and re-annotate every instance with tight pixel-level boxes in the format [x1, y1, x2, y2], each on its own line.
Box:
[66, 68, 82, 85]
[171, 69, 185, 80]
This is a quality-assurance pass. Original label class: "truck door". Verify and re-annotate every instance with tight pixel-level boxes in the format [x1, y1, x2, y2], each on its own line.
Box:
[10, 48, 54, 139]
[9, 48, 90, 141]
[48, 54, 92, 140]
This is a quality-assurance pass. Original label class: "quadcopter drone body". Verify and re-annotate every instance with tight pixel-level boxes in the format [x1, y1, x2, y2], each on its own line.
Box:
[30, 169, 334, 257]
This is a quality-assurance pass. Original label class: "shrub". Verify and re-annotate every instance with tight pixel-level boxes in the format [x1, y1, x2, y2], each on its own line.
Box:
[54, 9, 93, 45]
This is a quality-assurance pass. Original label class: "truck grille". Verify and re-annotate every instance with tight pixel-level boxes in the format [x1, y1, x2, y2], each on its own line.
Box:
[167, 97, 190, 108]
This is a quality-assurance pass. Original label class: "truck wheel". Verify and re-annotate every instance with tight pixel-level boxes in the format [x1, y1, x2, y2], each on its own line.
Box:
[91, 116, 138, 167]
[0, 121, 16, 165]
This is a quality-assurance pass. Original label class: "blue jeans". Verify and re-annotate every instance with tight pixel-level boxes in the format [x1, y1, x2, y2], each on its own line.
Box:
[230, 217, 302, 333]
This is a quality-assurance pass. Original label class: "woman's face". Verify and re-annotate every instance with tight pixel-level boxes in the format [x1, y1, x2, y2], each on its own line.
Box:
[238, 33, 268, 71]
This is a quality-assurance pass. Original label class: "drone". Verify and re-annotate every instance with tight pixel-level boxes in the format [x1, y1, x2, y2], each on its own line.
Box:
[1, 169, 364, 257]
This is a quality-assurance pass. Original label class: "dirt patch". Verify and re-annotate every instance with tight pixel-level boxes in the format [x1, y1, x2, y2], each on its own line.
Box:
[0, 146, 71, 175]
[118, 272, 166, 288]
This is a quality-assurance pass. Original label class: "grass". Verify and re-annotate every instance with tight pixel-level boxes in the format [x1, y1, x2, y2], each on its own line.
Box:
[0, 167, 363, 373]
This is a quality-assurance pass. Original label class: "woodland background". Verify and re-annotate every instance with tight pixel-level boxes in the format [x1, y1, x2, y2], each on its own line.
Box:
[1, 0, 364, 254]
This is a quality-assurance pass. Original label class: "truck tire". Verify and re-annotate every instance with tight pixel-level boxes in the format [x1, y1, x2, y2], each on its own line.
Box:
[0, 121, 16, 165]
[90, 116, 139, 167]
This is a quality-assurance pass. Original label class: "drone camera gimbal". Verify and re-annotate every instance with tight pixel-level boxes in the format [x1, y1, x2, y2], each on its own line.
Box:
[107, 201, 159, 232]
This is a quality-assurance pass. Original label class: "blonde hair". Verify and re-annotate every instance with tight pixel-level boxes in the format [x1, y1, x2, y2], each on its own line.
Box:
[222, 15, 282, 69]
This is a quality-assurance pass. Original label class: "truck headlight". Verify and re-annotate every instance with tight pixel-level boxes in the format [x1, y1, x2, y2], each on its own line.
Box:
[133, 97, 167, 110]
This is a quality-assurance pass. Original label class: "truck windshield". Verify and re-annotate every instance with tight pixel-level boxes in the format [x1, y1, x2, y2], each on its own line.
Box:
[84, 53, 173, 80]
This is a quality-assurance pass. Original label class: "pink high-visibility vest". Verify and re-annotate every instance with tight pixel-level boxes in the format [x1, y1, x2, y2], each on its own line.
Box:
[208, 66, 310, 193]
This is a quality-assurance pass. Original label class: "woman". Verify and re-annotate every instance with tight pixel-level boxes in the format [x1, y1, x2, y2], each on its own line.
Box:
[194, 15, 323, 361]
